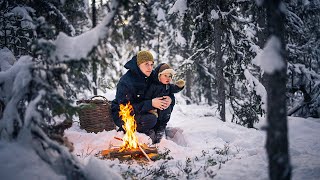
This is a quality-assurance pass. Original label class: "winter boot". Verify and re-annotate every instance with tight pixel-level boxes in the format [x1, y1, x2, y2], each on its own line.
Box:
[153, 126, 166, 144]
[146, 129, 156, 143]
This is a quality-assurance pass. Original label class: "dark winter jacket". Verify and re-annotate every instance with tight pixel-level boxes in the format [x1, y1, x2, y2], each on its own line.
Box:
[145, 63, 184, 100]
[111, 57, 175, 128]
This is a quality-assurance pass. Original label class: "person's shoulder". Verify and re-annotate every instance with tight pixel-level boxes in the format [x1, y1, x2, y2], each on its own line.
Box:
[118, 72, 134, 85]
[150, 82, 164, 88]
[120, 70, 134, 79]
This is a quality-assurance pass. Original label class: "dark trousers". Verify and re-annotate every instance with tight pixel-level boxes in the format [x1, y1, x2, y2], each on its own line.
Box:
[154, 105, 173, 130]
[114, 105, 174, 134]
[113, 111, 157, 133]
[135, 113, 157, 133]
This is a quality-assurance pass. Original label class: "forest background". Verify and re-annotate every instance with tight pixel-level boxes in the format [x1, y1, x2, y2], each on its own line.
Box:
[0, 0, 319, 179]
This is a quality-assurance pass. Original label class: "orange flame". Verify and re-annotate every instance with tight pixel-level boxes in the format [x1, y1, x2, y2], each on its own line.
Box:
[119, 102, 138, 151]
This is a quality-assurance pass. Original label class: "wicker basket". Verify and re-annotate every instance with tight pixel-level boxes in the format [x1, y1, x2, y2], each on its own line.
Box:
[76, 95, 116, 133]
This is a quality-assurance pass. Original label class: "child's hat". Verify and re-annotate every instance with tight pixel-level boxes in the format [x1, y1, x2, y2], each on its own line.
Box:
[137, 50, 154, 66]
[158, 63, 176, 76]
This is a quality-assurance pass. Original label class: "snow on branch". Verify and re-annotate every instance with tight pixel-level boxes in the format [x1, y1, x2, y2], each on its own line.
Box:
[244, 69, 266, 111]
[168, 0, 187, 17]
[0, 56, 33, 139]
[252, 36, 285, 74]
[23, 90, 45, 129]
[9, 6, 36, 29]
[50, 0, 119, 62]
[44, 1, 75, 35]
[0, 48, 16, 71]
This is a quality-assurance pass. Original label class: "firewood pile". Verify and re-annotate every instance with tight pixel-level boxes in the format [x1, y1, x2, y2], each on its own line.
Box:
[96, 137, 159, 162]
[98, 144, 158, 161]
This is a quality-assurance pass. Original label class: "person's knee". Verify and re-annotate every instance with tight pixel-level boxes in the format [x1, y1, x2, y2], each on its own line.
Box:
[135, 113, 157, 133]
[158, 108, 172, 122]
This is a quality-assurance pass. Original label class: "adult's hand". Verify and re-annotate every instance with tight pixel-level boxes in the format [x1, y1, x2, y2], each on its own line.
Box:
[162, 96, 172, 109]
[152, 97, 169, 110]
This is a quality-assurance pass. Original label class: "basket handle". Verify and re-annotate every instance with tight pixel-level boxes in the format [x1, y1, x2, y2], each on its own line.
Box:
[90, 95, 107, 101]
[76, 95, 108, 105]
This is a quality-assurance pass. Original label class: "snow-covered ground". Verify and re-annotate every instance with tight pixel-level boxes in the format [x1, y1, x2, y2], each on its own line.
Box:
[1, 94, 320, 179]
[63, 93, 319, 180]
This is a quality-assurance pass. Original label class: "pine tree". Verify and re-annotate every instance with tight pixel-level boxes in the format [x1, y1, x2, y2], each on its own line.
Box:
[213, 0, 226, 121]
[0, 1, 36, 56]
[285, 0, 320, 117]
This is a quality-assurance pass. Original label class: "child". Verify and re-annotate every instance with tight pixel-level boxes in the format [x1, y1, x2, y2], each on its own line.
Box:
[145, 63, 185, 143]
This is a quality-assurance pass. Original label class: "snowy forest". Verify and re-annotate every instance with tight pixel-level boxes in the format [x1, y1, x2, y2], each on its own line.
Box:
[0, 0, 319, 180]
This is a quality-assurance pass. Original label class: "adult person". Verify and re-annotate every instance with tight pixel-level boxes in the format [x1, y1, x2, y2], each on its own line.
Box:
[111, 50, 174, 143]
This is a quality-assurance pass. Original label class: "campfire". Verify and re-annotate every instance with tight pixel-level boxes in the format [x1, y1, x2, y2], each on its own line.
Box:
[99, 102, 158, 161]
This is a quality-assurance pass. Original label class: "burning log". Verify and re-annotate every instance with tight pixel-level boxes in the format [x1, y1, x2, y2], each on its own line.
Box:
[112, 136, 153, 161]
[100, 144, 157, 160]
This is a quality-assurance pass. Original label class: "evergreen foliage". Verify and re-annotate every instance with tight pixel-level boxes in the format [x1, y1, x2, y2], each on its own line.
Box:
[0, 0, 120, 178]
[0, 0, 318, 177]
[285, 1, 320, 117]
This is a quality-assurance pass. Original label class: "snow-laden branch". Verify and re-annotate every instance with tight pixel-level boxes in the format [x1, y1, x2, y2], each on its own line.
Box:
[168, 0, 187, 17]
[0, 56, 33, 139]
[23, 90, 45, 129]
[0, 48, 15, 71]
[244, 69, 266, 111]
[252, 36, 285, 74]
[50, 0, 119, 62]
[46, 2, 75, 35]
[182, 45, 211, 65]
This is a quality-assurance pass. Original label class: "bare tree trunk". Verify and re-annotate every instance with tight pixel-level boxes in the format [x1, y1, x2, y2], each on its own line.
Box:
[92, 0, 98, 95]
[264, 0, 291, 179]
[185, 69, 192, 104]
[214, 1, 225, 122]
[182, 4, 192, 105]
[157, 33, 160, 65]
[256, 6, 266, 48]
[207, 66, 214, 106]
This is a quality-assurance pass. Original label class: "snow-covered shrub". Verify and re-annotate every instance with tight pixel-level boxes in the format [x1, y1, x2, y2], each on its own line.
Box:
[287, 63, 320, 117]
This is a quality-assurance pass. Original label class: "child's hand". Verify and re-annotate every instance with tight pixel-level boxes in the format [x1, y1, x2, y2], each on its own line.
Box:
[176, 79, 185, 88]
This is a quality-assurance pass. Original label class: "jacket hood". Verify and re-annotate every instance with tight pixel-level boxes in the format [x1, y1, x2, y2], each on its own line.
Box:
[154, 63, 166, 75]
[153, 63, 166, 83]
[124, 55, 145, 77]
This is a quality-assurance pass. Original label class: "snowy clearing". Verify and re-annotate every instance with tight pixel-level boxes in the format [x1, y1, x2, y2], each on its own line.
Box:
[1, 97, 319, 179]
[63, 98, 320, 179]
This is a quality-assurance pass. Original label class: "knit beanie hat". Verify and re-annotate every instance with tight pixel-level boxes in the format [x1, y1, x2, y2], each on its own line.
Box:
[158, 63, 176, 77]
[137, 50, 154, 66]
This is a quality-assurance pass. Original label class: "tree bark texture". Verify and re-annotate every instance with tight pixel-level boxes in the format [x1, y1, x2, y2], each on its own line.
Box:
[214, 1, 226, 122]
[185, 69, 192, 104]
[182, 7, 193, 105]
[92, 0, 98, 95]
[264, 0, 291, 180]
